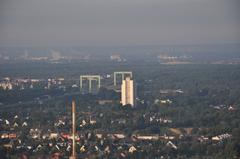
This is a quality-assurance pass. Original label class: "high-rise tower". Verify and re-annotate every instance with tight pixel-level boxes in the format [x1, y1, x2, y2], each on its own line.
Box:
[121, 77, 135, 107]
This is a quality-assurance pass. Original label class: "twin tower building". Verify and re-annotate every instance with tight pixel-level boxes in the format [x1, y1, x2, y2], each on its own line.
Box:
[80, 72, 136, 107]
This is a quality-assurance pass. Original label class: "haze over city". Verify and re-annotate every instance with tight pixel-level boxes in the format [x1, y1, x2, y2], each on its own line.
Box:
[0, 0, 239, 47]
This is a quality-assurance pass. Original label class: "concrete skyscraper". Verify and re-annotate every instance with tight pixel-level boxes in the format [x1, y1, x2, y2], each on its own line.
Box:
[121, 77, 135, 107]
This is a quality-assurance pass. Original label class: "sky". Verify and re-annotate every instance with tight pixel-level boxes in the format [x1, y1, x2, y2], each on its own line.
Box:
[0, 0, 239, 47]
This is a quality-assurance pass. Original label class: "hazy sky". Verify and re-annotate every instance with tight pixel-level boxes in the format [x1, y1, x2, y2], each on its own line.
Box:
[0, 0, 239, 46]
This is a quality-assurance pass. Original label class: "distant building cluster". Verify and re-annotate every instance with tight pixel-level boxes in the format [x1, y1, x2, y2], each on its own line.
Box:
[79, 71, 136, 107]
[0, 77, 65, 91]
[1, 70, 138, 108]
[0, 81, 13, 90]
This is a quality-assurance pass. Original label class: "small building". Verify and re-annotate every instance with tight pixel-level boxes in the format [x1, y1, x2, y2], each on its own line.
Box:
[49, 133, 58, 139]
[212, 133, 232, 141]
[129, 146, 137, 153]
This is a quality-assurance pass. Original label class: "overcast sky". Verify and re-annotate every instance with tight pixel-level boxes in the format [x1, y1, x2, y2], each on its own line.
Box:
[0, 0, 239, 46]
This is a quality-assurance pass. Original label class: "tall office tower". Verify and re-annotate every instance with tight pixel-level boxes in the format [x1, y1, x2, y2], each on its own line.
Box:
[121, 77, 135, 107]
[70, 101, 77, 159]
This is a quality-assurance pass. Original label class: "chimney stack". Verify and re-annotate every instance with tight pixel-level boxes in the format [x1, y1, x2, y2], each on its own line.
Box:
[70, 100, 77, 159]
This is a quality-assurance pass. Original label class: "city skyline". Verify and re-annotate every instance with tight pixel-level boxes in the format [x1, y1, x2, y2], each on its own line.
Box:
[0, 0, 240, 158]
